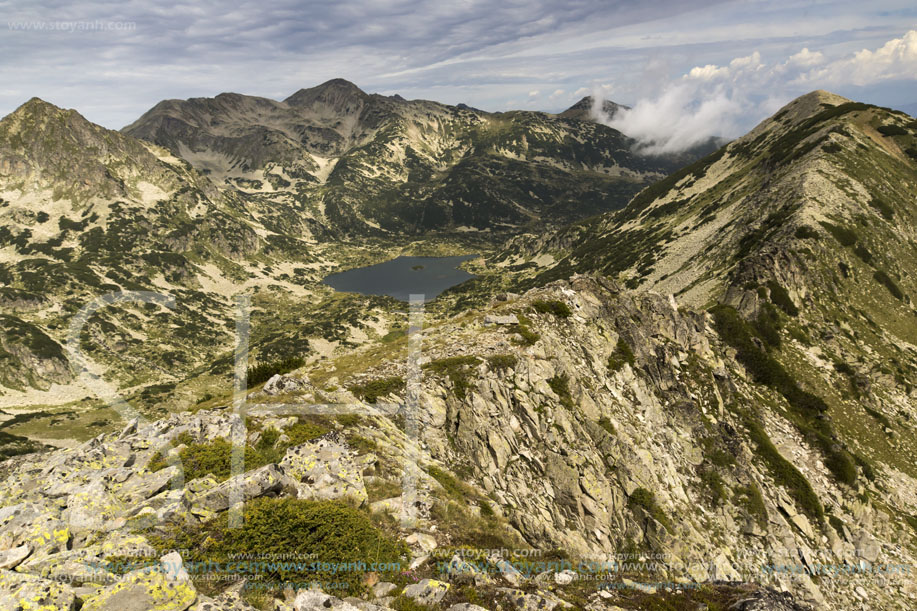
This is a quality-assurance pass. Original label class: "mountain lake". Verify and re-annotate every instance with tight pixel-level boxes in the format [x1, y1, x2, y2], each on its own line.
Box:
[322, 254, 478, 301]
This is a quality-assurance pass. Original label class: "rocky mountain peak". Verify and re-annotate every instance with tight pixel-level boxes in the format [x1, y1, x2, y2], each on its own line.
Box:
[283, 77, 369, 109]
[1, 97, 85, 138]
[559, 96, 628, 121]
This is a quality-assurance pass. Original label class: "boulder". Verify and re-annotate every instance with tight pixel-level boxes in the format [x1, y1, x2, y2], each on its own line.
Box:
[264, 374, 307, 395]
[443, 554, 490, 587]
[372, 582, 397, 598]
[80, 567, 197, 611]
[279, 438, 369, 504]
[402, 579, 450, 605]
[17, 549, 116, 586]
[0, 569, 77, 610]
[193, 464, 286, 514]
[294, 589, 361, 611]
[0, 545, 29, 570]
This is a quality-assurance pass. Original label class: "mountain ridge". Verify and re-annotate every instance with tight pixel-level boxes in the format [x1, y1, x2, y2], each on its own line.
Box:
[121, 80, 711, 237]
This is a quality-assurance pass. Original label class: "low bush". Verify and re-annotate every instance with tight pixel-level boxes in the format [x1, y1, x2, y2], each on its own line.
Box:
[766, 280, 799, 316]
[867, 197, 894, 220]
[247, 356, 305, 387]
[753, 303, 782, 348]
[349, 376, 405, 403]
[873, 270, 905, 300]
[819, 222, 857, 247]
[794, 225, 819, 240]
[744, 418, 823, 523]
[486, 354, 518, 370]
[735, 484, 768, 528]
[510, 314, 540, 346]
[877, 124, 908, 136]
[607, 337, 636, 372]
[147, 434, 267, 482]
[423, 356, 481, 400]
[699, 467, 726, 505]
[532, 299, 572, 318]
[853, 245, 873, 265]
[148, 498, 408, 597]
[627, 488, 672, 531]
[285, 420, 329, 445]
[547, 373, 575, 409]
[598, 416, 616, 436]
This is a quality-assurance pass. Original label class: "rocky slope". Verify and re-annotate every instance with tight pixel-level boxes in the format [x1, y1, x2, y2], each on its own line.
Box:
[123, 80, 700, 237]
[494, 93, 917, 477]
[1, 276, 913, 610]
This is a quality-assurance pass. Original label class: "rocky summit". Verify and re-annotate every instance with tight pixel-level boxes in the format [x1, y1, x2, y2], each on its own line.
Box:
[1, 84, 917, 611]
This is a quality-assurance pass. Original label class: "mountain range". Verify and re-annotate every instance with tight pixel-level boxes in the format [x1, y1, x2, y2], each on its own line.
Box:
[123, 79, 711, 236]
[1, 82, 916, 611]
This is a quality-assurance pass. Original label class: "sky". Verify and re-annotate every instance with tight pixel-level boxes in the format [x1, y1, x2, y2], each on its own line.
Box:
[1, 0, 916, 151]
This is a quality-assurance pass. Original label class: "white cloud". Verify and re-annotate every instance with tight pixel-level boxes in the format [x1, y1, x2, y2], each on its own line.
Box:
[596, 29, 917, 154]
[799, 29, 917, 86]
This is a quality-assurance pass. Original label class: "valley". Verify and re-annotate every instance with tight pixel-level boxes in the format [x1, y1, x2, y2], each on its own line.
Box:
[1, 83, 916, 611]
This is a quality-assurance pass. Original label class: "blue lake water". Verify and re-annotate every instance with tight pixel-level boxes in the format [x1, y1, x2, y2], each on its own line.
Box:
[322, 255, 478, 302]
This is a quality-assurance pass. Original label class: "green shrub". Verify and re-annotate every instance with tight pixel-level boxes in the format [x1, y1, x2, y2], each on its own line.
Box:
[735, 484, 768, 528]
[285, 420, 329, 445]
[532, 299, 572, 318]
[149, 498, 408, 596]
[427, 465, 476, 499]
[905, 515, 917, 534]
[794, 225, 819, 239]
[423, 356, 481, 399]
[877, 124, 908, 136]
[148, 435, 264, 482]
[873, 270, 904, 300]
[347, 434, 378, 455]
[766, 280, 799, 316]
[702, 438, 736, 467]
[819, 222, 857, 247]
[787, 325, 811, 346]
[486, 354, 518, 370]
[247, 356, 305, 387]
[391, 595, 436, 611]
[510, 314, 540, 346]
[753, 303, 782, 348]
[863, 405, 891, 428]
[349, 376, 405, 403]
[699, 467, 726, 505]
[336, 414, 362, 427]
[598, 416, 616, 436]
[744, 418, 823, 523]
[547, 373, 575, 409]
[828, 514, 845, 536]
[607, 337, 636, 372]
[867, 197, 894, 220]
[852, 453, 877, 482]
[627, 488, 672, 531]
[853, 245, 873, 265]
